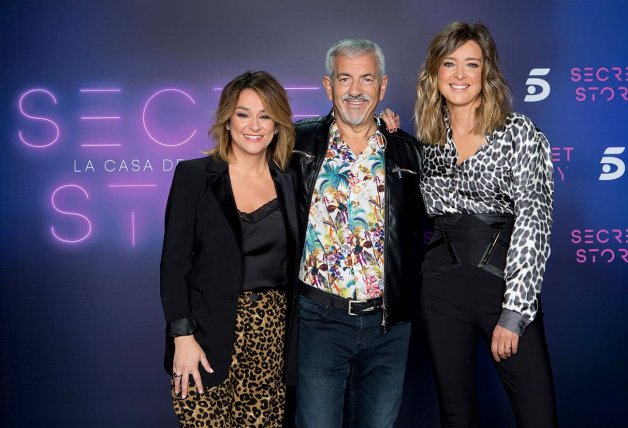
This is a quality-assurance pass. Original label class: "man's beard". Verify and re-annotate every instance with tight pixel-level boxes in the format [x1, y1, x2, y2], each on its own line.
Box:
[337, 93, 374, 126]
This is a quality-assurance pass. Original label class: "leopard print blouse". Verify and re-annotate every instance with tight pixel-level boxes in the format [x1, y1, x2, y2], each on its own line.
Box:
[420, 112, 554, 333]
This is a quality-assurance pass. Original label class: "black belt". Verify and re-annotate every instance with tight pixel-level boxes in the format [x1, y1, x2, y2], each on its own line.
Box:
[298, 281, 383, 316]
[424, 213, 514, 279]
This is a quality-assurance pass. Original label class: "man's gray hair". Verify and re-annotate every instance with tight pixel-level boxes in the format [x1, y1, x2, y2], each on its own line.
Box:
[325, 38, 386, 79]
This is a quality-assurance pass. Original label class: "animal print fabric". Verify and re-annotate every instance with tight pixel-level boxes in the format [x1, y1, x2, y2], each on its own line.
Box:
[172, 289, 287, 427]
[419, 112, 554, 327]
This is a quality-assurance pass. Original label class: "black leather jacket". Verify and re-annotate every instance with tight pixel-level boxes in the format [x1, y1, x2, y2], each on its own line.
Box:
[290, 112, 425, 326]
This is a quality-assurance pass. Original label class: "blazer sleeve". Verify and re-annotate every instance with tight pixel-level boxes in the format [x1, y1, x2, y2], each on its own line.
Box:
[160, 161, 204, 337]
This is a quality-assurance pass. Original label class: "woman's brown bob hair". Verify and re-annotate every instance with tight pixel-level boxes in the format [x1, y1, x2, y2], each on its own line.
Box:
[414, 22, 512, 145]
[208, 71, 295, 170]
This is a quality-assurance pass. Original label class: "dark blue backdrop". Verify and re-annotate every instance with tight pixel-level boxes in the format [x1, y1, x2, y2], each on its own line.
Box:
[1, 0, 627, 426]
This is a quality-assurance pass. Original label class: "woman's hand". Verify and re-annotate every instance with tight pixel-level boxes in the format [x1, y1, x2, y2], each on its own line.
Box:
[379, 108, 401, 132]
[491, 325, 520, 362]
[173, 335, 213, 398]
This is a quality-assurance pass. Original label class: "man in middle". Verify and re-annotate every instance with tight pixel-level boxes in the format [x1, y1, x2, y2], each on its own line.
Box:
[290, 38, 424, 428]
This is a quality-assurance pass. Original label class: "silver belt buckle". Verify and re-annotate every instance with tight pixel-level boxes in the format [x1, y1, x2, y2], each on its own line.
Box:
[348, 299, 369, 316]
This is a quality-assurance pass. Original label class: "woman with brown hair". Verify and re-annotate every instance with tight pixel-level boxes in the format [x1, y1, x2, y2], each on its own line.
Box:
[160, 70, 298, 427]
[415, 22, 559, 427]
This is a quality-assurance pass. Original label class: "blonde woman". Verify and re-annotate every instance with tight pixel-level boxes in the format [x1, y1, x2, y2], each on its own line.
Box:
[415, 22, 558, 427]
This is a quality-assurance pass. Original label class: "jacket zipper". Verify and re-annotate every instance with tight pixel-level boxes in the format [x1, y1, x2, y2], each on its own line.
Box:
[292, 149, 315, 161]
[391, 165, 418, 178]
[382, 135, 389, 332]
[382, 160, 417, 330]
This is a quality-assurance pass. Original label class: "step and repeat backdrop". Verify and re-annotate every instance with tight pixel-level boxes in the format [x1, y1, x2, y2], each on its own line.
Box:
[1, 0, 626, 426]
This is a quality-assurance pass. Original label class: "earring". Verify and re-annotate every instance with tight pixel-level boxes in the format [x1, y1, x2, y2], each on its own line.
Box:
[226, 124, 231, 131]
[274, 128, 278, 134]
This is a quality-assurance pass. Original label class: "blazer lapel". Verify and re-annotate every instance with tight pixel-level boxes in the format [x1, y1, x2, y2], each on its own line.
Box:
[206, 157, 242, 251]
[270, 161, 297, 248]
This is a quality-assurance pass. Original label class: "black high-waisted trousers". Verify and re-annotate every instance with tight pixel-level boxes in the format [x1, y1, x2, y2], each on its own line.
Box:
[421, 213, 558, 428]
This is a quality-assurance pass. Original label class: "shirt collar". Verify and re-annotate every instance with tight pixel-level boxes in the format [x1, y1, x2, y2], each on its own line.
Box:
[329, 113, 385, 151]
[442, 105, 498, 147]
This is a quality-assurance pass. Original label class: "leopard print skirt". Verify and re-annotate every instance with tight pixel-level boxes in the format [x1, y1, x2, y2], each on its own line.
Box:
[172, 289, 287, 427]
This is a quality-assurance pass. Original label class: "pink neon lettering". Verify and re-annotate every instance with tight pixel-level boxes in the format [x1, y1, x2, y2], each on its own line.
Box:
[142, 89, 197, 147]
[551, 147, 560, 162]
[50, 184, 92, 244]
[596, 230, 609, 244]
[601, 249, 615, 263]
[563, 147, 574, 161]
[80, 116, 121, 120]
[589, 87, 599, 101]
[575, 249, 587, 263]
[611, 67, 624, 82]
[601, 87, 614, 101]
[18, 89, 60, 148]
[612, 229, 625, 243]
[79, 88, 123, 148]
[213, 87, 320, 91]
[588, 248, 599, 263]
[79, 88, 121, 93]
[108, 184, 157, 188]
[575, 87, 586, 102]
[131, 211, 136, 246]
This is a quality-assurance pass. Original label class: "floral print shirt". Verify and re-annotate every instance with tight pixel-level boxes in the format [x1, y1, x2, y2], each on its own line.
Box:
[299, 122, 386, 300]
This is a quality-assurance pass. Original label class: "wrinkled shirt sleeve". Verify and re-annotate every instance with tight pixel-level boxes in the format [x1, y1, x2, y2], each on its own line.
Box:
[499, 118, 554, 335]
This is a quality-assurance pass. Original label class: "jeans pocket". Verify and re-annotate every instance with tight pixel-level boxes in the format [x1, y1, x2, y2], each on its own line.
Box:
[298, 295, 328, 321]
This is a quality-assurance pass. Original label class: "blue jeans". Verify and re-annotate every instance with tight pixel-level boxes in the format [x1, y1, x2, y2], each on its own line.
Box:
[296, 295, 411, 428]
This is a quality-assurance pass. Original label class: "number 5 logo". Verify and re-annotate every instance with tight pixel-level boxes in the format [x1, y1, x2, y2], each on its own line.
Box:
[599, 147, 625, 181]
[524, 68, 551, 102]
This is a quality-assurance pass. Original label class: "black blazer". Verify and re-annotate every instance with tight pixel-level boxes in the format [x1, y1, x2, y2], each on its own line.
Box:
[160, 155, 299, 388]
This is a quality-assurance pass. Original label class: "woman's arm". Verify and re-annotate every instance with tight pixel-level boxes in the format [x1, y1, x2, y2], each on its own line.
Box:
[493, 115, 554, 361]
[160, 160, 213, 395]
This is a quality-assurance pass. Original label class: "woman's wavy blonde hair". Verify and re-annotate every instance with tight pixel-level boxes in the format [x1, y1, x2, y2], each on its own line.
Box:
[414, 22, 512, 145]
[208, 71, 295, 170]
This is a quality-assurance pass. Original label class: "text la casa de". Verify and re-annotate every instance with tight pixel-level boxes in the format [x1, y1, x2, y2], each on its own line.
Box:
[73, 158, 184, 173]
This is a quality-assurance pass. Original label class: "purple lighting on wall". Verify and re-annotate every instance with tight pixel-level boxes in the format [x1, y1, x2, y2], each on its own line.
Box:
[80, 116, 122, 120]
[212, 86, 320, 91]
[79, 88, 121, 93]
[108, 184, 158, 188]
